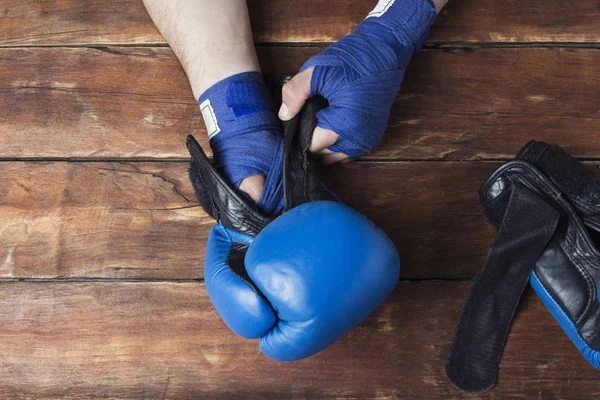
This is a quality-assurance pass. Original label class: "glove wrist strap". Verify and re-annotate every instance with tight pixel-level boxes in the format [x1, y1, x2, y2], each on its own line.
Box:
[518, 140, 600, 206]
[446, 182, 559, 393]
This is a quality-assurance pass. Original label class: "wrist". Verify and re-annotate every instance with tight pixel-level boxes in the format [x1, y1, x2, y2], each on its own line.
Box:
[198, 72, 284, 215]
[358, 0, 436, 66]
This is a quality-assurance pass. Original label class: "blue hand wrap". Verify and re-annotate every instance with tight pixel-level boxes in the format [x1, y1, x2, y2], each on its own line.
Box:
[300, 0, 436, 158]
[199, 72, 284, 215]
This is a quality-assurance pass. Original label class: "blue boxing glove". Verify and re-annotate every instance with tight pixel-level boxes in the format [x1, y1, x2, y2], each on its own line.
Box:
[203, 201, 400, 360]
[188, 91, 400, 361]
[247, 201, 399, 361]
[280, 0, 436, 162]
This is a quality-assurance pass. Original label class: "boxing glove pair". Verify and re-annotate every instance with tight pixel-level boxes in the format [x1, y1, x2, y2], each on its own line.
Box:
[187, 95, 400, 361]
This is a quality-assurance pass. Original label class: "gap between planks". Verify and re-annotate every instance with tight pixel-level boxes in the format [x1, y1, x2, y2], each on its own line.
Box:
[1, 42, 600, 50]
[0, 277, 474, 284]
[0, 158, 599, 164]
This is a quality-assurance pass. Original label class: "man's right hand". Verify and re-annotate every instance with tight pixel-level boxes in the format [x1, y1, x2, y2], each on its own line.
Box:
[279, 0, 438, 164]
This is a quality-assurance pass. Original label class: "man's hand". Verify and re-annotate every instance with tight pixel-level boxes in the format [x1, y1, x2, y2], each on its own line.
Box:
[279, 0, 441, 164]
[279, 67, 347, 165]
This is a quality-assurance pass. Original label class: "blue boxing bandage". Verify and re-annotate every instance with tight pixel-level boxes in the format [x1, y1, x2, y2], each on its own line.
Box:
[199, 72, 284, 215]
[300, 0, 436, 158]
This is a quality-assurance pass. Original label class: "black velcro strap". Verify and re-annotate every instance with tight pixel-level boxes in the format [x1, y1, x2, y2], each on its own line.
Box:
[446, 183, 560, 392]
[283, 95, 337, 210]
[517, 140, 599, 202]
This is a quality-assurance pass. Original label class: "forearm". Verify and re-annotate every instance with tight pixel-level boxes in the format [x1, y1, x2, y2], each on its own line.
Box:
[142, 0, 259, 99]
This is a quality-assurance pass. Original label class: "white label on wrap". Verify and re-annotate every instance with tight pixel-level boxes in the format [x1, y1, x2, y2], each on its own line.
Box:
[367, 0, 396, 18]
[200, 99, 221, 139]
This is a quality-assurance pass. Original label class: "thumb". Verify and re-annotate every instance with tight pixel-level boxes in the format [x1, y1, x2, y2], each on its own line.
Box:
[279, 67, 313, 121]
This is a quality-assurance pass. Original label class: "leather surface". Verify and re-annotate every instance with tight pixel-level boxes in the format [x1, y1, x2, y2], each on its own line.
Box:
[246, 201, 401, 361]
[530, 271, 600, 369]
[187, 135, 271, 236]
[204, 223, 276, 339]
[518, 140, 600, 233]
[480, 160, 600, 354]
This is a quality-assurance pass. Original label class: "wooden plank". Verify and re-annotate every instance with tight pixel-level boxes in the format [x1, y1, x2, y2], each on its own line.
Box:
[433, 0, 600, 43]
[0, 162, 207, 279]
[3, 161, 600, 280]
[2, 47, 599, 160]
[0, 161, 493, 280]
[0, 281, 598, 399]
[0, 0, 163, 47]
[0, 47, 203, 159]
[384, 47, 600, 161]
[1, 0, 599, 46]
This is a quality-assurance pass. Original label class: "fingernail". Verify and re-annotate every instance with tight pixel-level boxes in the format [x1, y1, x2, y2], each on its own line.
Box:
[278, 103, 289, 120]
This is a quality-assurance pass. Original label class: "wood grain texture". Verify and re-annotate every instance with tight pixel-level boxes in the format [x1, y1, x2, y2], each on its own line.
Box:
[2, 161, 599, 280]
[0, 162, 206, 279]
[1, 0, 599, 46]
[2, 46, 600, 160]
[0, 0, 162, 47]
[0, 281, 598, 399]
[0, 47, 203, 159]
[0, 161, 493, 279]
[432, 0, 600, 43]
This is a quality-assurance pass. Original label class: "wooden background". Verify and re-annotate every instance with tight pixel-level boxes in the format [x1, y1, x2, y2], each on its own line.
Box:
[1, 1, 599, 398]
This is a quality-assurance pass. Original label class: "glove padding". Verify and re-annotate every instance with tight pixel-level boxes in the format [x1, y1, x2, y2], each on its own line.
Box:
[247, 200, 399, 361]
[188, 91, 400, 361]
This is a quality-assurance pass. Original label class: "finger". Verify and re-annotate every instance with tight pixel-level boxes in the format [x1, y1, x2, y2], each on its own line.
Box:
[321, 152, 350, 165]
[279, 67, 313, 121]
[238, 174, 266, 204]
[309, 126, 340, 153]
[315, 148, 334, 156]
